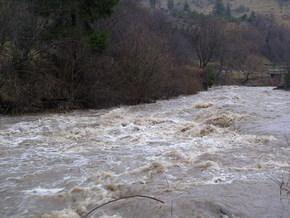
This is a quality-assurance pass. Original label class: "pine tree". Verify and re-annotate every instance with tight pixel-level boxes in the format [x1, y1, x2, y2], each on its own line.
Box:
[31, 0, 119, 50]
[167, 0, 174, 10]
[213, 0, 225, 17]
[184, 1, 190, 12]
[225, 3, 231, 18]
[150, 0, 157, 9]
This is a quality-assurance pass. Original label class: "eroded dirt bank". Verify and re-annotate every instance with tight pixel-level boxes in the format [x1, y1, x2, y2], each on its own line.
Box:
[1, 86, 290, 218]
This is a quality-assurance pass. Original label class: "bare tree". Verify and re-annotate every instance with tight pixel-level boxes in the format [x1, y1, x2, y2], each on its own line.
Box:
[190, 16, 225, 89]
[192, 17, 225, 69]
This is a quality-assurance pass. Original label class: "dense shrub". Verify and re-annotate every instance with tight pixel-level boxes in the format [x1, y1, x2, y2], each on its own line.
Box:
[0, 0, 201, 114]
[285, 67, 290, 90]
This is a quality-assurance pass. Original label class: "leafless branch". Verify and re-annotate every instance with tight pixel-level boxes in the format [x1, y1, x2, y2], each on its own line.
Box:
[85, 195, 165, 218]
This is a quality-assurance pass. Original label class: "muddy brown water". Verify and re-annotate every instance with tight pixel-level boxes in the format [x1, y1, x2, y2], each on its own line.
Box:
[0, 86, 290, 218]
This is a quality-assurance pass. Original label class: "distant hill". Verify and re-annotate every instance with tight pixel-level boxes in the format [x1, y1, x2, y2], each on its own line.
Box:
[142, 0, 290, 25]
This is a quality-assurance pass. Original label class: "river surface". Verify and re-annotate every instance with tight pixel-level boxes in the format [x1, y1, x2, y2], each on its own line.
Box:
[1, 86, 290, 218]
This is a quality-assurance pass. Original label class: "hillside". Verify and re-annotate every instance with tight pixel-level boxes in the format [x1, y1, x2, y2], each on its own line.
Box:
[143, 0, 290, 25]
[1, 0, 290, 114]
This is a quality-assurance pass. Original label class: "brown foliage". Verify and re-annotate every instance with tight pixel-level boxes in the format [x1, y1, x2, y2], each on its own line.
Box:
[0, 0, 201, 113]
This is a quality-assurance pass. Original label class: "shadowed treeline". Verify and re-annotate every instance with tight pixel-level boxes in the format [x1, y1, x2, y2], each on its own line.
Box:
[1, 0, 290, 114]
[0, 0, 201, 114]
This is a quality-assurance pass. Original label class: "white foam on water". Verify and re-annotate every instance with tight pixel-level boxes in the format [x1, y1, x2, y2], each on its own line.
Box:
[24, 187, 64, 196]
[1, 86, 290, 217]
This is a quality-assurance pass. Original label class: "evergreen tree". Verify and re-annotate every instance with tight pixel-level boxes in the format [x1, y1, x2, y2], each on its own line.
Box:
[213, 0, 225, 17]
[225, 3, 231, 18]
[150, 0, 157, 9]
[167, 0, 174, 10]
[184, 1, 190, 12]
[31, 0, 119, 50]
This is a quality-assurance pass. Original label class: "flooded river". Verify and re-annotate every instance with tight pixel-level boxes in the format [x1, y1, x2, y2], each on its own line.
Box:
[1, 86, 290, 218]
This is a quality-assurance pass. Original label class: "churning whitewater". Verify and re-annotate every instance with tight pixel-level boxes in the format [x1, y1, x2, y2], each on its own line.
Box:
[1, 86, 290, 218]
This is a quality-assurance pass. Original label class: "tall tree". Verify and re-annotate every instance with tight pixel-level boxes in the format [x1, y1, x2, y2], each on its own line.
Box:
[192, 17, 224, 69]
[225, 3, 231, 18]
[167, 0, 174, 10]
[31, 0, 119, 49]
[213, 0, 225, 16]
[29, 0, 119, 101]
[150, 0, 157, 9]
[192, 17, 225, 89]
[184, 1, 190, 12]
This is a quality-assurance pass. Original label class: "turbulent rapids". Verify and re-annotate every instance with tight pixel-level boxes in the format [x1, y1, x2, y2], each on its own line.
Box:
[1, 86, 290, 218]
